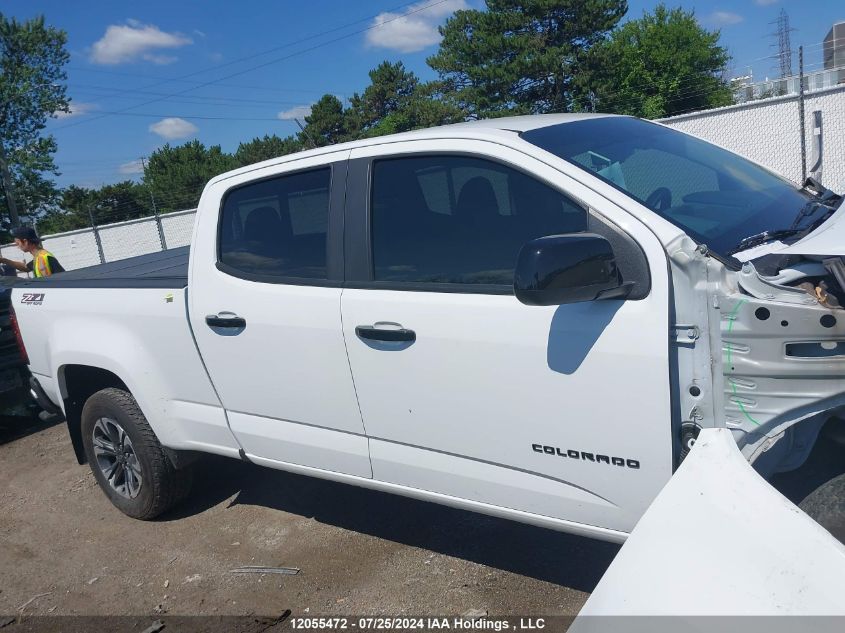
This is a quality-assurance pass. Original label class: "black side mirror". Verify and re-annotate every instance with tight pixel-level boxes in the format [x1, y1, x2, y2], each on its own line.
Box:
[514, 233, 633, 306]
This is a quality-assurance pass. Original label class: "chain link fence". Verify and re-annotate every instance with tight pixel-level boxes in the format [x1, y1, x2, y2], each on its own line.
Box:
[660, 84, 845, 192]
[0, 208, 196, 274]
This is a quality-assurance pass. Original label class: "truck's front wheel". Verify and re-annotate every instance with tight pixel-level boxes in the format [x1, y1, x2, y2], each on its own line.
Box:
[800, 473, 845, 544]
[81, 388, 192, 520]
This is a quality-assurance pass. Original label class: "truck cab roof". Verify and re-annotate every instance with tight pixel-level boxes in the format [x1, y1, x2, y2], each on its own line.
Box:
[208, 113, 619, 186]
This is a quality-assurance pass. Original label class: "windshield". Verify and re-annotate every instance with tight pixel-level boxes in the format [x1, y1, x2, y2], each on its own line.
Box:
[521, 117, 815, 257]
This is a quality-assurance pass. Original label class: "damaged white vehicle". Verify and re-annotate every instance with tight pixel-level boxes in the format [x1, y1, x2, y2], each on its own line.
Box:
[11, 114, 845, 609]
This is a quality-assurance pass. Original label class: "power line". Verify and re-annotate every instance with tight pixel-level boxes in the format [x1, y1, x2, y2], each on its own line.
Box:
[68, 84, 327, 106]
[65, 67, 351, 96]
[56, 28, 828, 123]
[64, 93, 309, 112]
[53, 19, 837, 183]
[76, 63, 762, 126]
[55, 0, 451, 132]
[65, 0, 423, 106]
[61, 109, 287, 122]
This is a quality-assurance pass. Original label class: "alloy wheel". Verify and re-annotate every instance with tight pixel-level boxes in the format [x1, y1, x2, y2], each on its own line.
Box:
[92, 417, 143, 498]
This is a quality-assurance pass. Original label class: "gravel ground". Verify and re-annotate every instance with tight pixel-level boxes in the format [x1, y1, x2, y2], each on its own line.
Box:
[0, 420, 619, 619]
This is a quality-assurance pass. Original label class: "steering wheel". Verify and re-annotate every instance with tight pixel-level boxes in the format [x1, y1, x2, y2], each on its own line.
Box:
[645, 187, 672, 212]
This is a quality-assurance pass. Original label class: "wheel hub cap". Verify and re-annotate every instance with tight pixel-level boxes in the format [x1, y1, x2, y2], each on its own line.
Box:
[92, 417, 142, 498]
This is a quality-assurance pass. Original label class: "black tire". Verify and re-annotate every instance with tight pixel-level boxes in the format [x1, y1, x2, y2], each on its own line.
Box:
[799, 473, 845, 544]
[81, 387, 193, 520]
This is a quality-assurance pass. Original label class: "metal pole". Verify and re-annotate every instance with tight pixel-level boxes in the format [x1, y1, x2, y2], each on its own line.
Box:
[87, 206, 106, 264]
[141, 156, 167, 251]
[798, 45, 807, 183]
[809, 110, 823, 182]
[295, 118, 317, 149]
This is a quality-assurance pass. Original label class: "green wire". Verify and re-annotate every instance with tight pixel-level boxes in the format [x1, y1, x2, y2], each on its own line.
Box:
[724, 298, 760, 426]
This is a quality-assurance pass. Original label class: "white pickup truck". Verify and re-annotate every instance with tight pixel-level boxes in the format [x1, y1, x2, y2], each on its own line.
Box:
[11, 115, 845, 560]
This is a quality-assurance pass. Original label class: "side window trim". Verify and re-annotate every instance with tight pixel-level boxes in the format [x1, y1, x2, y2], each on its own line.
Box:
[346, 151, 591, 292]
[344, 157, 372, 284]
[344, 151, 650, 299]
[215, 159, 347, 286]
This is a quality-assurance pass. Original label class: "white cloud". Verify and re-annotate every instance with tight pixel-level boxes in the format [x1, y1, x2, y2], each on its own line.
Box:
[90, 20, 192, 65]
[754, 0, 778, 6]
[148, 117, 199, 140]
[277, 105, 313, 121]
[118, 159, 145, 175]
[53, 102, 96, 119]
[706, 11, 744, 27]
[365, 0, 467, 53]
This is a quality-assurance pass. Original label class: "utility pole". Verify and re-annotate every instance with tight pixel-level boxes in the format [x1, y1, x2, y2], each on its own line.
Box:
[141, 156, 167, 250]
[0, 142, 21, 228]
[798, 45, 807, 182]
[294, 118, 317, 149]
[87, 206, 106, 264]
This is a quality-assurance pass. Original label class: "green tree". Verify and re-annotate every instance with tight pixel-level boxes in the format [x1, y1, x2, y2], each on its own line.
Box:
[38, 181, 149, 234]
[299, 95, 348, 147]
[234, 134, 302, 167]
[365, 83, 464, 137]
[84, 181, 148, 224]
[347, 61, 420, 135]
[427, 0, 627, 118]
[0, 13, 69, 236]
[346, 62, 463, 138]
[143, 141, 236, 212]
[37, 185, 91, 234]
[587, 4, 732, 118]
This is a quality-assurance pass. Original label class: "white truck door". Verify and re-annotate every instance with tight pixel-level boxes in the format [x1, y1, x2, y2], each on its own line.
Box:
[189, 152, 371, 478]
[340, 140, 672, 533]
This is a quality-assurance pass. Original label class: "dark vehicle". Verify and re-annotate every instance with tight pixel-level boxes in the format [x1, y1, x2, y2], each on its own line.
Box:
[0, 279, 32, 417]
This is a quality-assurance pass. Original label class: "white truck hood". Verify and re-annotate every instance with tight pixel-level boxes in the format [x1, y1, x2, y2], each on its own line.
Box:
[573, 428, 845, 621]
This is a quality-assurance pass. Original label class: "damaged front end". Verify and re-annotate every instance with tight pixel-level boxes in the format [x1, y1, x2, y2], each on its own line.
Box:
[668, 235, 845, 479]
[721, 254, 845, 476]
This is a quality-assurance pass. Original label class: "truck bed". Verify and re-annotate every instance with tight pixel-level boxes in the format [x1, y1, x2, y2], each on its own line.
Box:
[19, 246, 190, 289]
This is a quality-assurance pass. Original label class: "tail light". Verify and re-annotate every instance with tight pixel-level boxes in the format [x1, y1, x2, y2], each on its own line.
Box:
[9, 305, 29, 365]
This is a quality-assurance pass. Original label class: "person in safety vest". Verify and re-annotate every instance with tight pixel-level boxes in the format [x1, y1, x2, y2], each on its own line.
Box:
[0, 226, 65, 278]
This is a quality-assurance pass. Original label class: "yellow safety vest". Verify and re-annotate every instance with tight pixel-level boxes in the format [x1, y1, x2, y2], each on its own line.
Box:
[33, 250, 55, 278]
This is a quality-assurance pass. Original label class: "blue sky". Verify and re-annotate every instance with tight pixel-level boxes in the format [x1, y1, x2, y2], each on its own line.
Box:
[3, 0, 842, 188]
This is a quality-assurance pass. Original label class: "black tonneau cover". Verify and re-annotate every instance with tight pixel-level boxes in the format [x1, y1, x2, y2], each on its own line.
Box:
[19, 246, 189, 289]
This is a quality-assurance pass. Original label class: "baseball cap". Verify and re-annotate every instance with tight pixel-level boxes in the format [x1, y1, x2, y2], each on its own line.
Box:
[11, 226, 40, 242]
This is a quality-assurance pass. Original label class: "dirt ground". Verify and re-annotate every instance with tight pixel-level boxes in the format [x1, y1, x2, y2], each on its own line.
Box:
[0, 419, 619, 619]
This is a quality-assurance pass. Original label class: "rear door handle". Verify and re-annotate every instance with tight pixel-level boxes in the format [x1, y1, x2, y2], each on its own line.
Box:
[206, 312, 246, 328]
[355, 324, 416, 342]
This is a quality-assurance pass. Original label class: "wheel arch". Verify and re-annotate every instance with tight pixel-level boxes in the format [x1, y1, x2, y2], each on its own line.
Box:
[59, 364, 128, 464]
[59, 364, 202, 472]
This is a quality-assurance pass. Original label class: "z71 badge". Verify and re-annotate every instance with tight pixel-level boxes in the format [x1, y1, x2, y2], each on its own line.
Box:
[20, 293, 45, 305]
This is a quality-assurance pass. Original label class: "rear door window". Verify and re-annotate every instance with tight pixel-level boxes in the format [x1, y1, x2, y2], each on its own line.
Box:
[219, 168, 330, 279]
